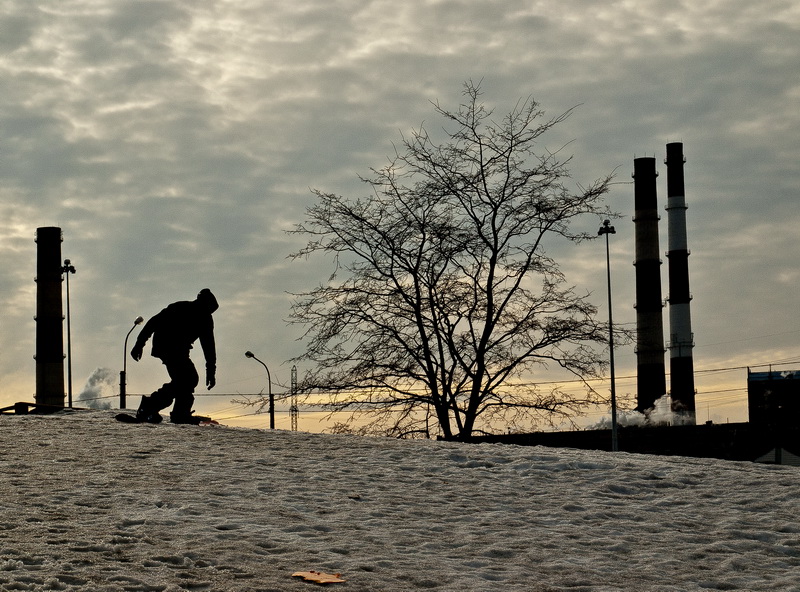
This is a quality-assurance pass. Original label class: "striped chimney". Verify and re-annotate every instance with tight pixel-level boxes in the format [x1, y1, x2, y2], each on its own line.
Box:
[665, 142, 696, 423]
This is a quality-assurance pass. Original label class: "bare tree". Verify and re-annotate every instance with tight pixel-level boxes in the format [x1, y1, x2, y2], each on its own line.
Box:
[289, 82, 615, 439]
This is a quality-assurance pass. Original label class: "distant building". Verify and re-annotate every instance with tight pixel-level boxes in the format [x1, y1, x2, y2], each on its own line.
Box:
[469, 368, 800, 465]
[748, 369, 800, 427]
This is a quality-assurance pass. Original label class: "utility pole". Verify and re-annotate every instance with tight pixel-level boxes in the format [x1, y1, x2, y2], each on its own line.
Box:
[61, 259, 76, 408]
[599, 220, 618, 452]
[245, 351, 274, 429]
[120, 316, 144, 409]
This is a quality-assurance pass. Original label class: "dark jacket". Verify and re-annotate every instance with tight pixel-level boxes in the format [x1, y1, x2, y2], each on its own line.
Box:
[136, 298, 217, 370]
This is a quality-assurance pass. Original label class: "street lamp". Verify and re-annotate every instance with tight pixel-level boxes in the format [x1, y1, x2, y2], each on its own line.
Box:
[598, 219, 618, 452]
[245, 350, 274, 429]
[61, 259, 76, 408]
[120, 316, 144, 409]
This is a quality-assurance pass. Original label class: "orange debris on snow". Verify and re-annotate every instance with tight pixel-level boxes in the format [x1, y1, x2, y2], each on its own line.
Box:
[291, 570, 347, 584]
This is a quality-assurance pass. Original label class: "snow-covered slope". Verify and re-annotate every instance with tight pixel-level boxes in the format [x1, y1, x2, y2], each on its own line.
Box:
[1, 411, 799, 591]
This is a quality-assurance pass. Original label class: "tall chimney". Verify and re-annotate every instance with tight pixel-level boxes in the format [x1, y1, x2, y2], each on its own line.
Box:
[35, 226, 65, 408]
[665, 142, 696, 423]
[633, 157, 666, 413]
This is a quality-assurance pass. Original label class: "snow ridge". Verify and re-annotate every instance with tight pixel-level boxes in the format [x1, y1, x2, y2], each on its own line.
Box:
[1, 411, 799, 591]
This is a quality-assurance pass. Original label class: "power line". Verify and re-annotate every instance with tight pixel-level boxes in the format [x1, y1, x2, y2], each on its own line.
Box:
[115, 354, 797, 421]
[119, 352, 797, 400]
[696, 328, 800, 348]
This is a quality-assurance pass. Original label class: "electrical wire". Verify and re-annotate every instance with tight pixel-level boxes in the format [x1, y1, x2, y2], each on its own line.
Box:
[84, 352, 796, 422]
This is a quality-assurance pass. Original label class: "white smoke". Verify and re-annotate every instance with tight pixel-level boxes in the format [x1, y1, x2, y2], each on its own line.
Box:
[78, 367, 117, 410]
[589, 395, 695, 430]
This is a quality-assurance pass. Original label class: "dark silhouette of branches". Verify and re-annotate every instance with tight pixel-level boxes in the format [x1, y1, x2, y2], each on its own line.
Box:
[289, 81, 618, 439]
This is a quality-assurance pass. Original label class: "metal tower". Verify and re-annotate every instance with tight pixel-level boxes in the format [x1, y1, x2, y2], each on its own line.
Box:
[290, 365, 298, 431]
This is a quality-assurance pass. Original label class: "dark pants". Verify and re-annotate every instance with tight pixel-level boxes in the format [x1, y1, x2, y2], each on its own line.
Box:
[141, 356, 199, 418]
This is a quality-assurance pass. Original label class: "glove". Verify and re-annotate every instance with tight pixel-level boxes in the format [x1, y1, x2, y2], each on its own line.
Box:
[206, 367, 216, 390]
[131, 344, 143, 362]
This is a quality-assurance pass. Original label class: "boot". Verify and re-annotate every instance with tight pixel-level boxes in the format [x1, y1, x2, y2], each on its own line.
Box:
[136, 395, 164, 424]
[170, 411, 211, 425]
[170, 394, 205, 424]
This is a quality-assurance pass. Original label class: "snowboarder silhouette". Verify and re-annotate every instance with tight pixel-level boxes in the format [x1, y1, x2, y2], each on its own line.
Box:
[130, 288, 218, 424]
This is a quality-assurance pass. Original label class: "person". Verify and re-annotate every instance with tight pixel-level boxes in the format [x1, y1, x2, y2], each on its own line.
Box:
[130, 288, 218, 424]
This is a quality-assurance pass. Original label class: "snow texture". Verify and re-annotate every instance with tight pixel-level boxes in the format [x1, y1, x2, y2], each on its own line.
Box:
[1, 411, 799, 592]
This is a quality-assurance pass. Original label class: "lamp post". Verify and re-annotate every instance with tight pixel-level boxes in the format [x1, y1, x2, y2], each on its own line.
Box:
[598, 220, 618, 452]
[61, 259, 76, 408]
[120, 316, 144, 409]
[245, 350, 274, 429]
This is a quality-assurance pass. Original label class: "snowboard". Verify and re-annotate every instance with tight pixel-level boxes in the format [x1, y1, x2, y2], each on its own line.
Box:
[115, 412, 149, 424]
[115, 412, 219, 426]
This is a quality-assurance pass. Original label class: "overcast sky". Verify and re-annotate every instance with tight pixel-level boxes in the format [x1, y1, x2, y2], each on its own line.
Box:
[1, 0, 798, 429]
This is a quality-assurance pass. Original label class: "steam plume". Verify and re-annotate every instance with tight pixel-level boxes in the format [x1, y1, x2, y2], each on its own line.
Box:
[590, 395, 695, 430]
[78, 367, 117, 410]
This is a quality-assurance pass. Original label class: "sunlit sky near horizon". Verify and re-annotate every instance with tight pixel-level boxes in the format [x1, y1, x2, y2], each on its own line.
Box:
[1, 0, 798, 431]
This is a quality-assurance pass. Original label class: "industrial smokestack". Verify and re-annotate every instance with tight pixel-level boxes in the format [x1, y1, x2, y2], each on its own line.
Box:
[633, 157, 667, 413]
[665, 142, 696, 423]
[35, 226, 65, 408]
